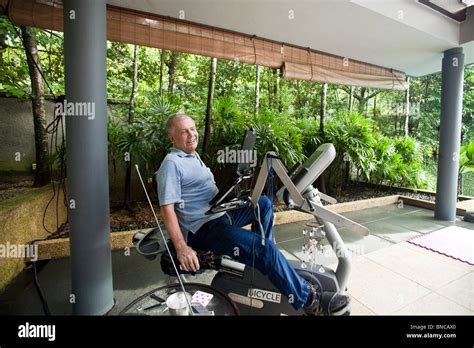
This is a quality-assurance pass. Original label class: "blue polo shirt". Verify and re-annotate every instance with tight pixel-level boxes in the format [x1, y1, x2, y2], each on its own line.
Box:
[156, 148, 225, 238]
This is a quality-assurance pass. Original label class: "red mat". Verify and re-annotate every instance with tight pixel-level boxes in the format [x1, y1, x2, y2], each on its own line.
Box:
[408, 226, 474, 265]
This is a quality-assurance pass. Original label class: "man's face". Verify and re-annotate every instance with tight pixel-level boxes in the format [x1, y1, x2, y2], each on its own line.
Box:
[169, 117, 199, 154]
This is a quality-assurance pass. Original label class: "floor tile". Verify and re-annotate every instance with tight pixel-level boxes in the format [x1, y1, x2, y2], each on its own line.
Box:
[394, 292, 472, 315]
[400, 242, 473, 272]
[341, 204, 420, 224]
[348, 294, 376, 315]
[436, 272, 474, 311]
[364, 244, 471, 291]
[348, 256, 431, 314]
[363, 220, 423, 243]
[383, 215, 446, 234]
[338, 227, 394, 255]
[274, 221, 307, 243]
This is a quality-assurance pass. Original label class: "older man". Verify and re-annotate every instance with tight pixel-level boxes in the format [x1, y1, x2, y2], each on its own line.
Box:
[156, 113, 349, 315]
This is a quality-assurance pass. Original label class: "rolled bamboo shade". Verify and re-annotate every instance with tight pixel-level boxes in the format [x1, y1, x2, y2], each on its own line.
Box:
[8, 0, 408, 90]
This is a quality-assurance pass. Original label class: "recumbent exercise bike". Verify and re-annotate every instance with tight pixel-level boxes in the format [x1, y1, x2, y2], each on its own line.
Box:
[133, 129, 369, 316]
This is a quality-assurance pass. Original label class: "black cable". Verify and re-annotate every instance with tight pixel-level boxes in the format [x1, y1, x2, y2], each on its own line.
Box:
[28, 239, 51, 316]
[32, 261, 51, 316]
[43, 100, 68, 236]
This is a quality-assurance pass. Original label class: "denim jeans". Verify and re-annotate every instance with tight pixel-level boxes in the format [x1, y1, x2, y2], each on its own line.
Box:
[187, 196, 309, 309]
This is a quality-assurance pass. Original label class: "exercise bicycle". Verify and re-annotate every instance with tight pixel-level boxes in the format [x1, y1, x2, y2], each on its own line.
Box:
[133, 129, 369, 316]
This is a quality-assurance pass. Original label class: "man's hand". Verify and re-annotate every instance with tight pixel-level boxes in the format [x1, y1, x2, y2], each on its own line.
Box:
[175, 241, 200, 272]
[160, 204, 200, 272]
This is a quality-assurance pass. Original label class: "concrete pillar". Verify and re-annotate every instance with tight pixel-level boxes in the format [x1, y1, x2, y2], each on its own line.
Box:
[63, 0, 114, 314]
[435, 47, 465, 221]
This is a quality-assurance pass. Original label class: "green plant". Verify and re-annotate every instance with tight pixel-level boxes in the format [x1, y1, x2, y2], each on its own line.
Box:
[294, 117, 322, 158]
[459, 142, 474, 175]
[323, 112, 426, 191]
[250, 110, 304, 168]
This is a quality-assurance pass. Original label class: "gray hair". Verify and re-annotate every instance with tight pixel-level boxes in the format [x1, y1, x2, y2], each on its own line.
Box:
[165, 113, 193, 135]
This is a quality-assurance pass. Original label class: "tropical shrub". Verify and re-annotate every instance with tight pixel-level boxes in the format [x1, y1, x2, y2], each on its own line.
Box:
[323, 112, 427, 191]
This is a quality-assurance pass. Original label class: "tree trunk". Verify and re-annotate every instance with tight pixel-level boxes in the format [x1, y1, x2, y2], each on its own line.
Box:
[334, 87, 340, 104]
[358, 87, 367, 114]
[203, 57, 217, 155]
[344, 160, 351, 190]
[129, 45, 139, 121]
[267, 67, 272, 109]
[167, 51, 177, 96]
[373, 94, 377, 117]
[273, 68, 279, 110]
[349, 86, 354, 112]
[278, 71, 283, 112]
[255, 65, 260, 115]
[318, 83, 328, 193]
[0, 2, 7, 16]
[21, 26, 50, 187]
[296, 80, 301, 110]
[159, 49, 166, 97]
[124, 44, 139, 212]
[404, 77, 410, 137]
[319, 83, 327, 135]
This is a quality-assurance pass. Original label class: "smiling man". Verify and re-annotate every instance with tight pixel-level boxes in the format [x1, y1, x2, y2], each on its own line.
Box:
[157, 113, 224, 272]
[156, 113, 350, 315]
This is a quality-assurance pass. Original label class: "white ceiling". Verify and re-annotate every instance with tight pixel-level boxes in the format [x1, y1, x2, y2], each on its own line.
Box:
[106, 0, 474, 77]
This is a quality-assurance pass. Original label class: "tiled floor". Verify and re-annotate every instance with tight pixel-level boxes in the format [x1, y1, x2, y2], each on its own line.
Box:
[306, 205, 473, 315]
[1, 203, 472, 316]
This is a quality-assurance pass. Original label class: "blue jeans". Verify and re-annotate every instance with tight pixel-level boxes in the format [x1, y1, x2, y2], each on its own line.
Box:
[187, 196, 309, 309]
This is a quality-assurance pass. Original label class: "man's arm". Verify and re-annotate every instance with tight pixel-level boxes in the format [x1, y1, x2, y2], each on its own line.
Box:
[160, 204, 200, 272]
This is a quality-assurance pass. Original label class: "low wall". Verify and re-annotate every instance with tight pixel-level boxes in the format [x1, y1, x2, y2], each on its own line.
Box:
[0, 184, 67, 292]
[0, 96, 151, 202]
[0, 97, 61, 174]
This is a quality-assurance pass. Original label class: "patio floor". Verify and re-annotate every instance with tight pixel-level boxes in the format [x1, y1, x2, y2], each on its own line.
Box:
[0, 203, 473, 315]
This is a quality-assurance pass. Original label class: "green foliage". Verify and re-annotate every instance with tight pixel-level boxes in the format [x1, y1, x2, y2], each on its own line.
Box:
[107, 94, 181, 181]
[294, 117, 322, 157]
[460, 142, 474, 175]
[324, 112, 427, 190]
[0, 17, 64, 98]
[3, 16, 474, 194]
[203, 95, 248, 168]
[205, 101, 316, 171]
[325, 112, 377, 181]
[0, 17, 31, 98]
[250, 110, 305, 168]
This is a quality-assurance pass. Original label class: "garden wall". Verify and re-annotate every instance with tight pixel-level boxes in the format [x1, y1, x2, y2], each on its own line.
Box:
[0, 97, 61, 174]
[0, 184, 67, 292]
[0, 96, 150, 202]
